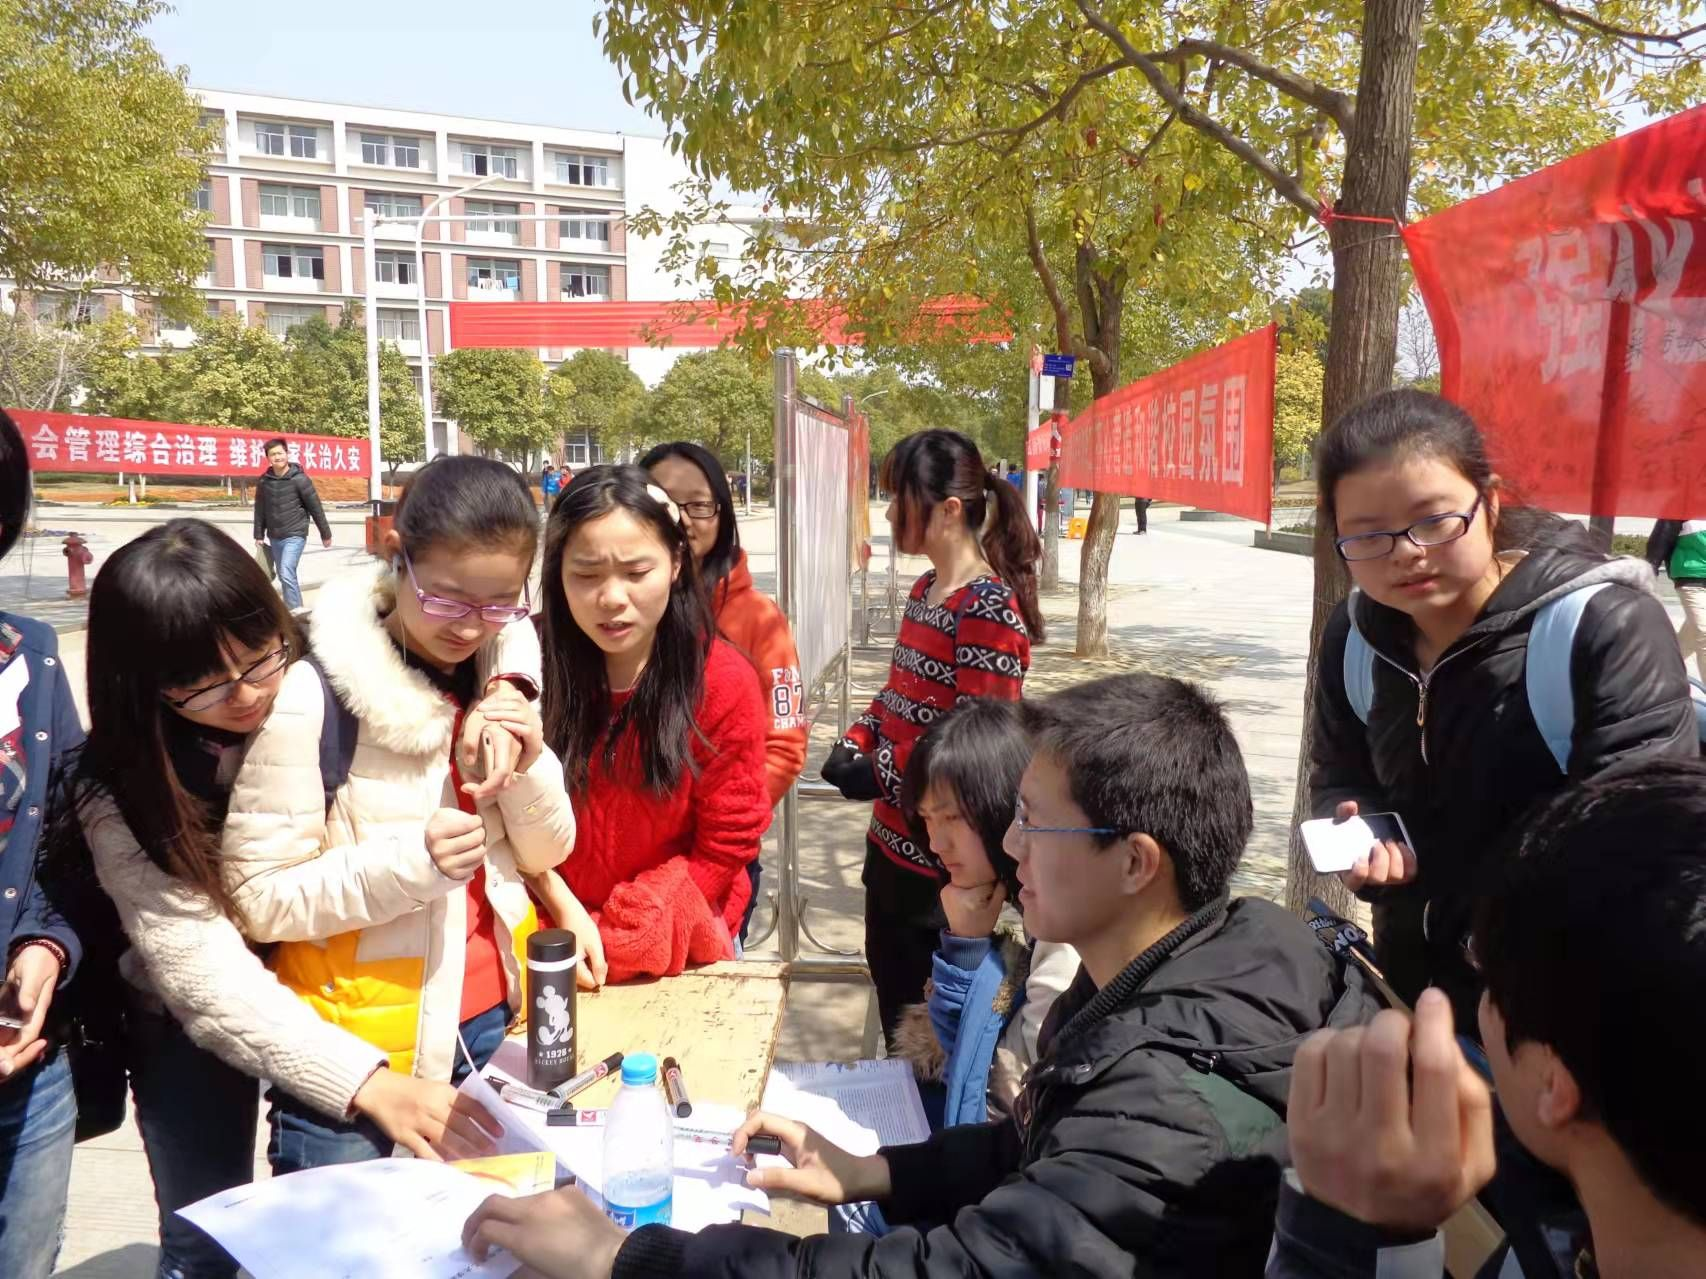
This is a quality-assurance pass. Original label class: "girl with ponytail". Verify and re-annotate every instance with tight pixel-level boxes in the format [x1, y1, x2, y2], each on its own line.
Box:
[820, 429, 1041, 1048]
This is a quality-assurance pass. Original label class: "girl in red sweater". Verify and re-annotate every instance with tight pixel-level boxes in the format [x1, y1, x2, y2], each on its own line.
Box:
[821, 429, 1042, 1046]
[534, 465, 771, 982]
[642, 440, 806, 944]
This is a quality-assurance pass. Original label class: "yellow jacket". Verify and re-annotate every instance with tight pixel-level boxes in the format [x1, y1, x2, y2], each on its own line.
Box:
[219, 562, 576, 1079]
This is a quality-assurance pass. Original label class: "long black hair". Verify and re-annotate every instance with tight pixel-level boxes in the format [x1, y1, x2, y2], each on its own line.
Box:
[393, 454, 540, 561]
[70, 519, 300, 925]
[540, 464, 712, 793]
[900, 697, 1029, 897]
[0, 409, 31, 562]
[1316, 389, 1571, 552]
[639, 439, 741, 589]
[881, 429, 1045, 639]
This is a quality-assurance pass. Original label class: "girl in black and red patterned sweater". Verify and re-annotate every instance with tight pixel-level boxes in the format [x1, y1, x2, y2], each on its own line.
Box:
[822, 430, 1042, 1046]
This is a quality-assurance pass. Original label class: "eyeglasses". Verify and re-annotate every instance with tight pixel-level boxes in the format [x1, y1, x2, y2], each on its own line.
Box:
[1334, 494, 1484, 562]
[164, 642, 291, 711]
[678, 500, 718, 521]
[402, 552, 531, 624]
[1010, 797, 1118, 839]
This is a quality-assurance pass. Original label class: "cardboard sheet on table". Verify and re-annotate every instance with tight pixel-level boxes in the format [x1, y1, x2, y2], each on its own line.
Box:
[178, 1158, 522, 1279]
[471, 1038, 771, 1230]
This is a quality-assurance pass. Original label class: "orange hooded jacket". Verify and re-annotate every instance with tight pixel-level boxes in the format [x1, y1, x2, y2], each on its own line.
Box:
[713, 550, 808, 805]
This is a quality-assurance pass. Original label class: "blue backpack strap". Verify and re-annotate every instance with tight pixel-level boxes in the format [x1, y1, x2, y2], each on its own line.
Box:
[1342, 595, 1376, 726]
[302, 650, 358, 812]
[1525, 583, 1613, 774]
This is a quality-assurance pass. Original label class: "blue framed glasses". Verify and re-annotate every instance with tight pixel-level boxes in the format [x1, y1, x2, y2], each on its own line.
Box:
[1011, 797, 1118, 839]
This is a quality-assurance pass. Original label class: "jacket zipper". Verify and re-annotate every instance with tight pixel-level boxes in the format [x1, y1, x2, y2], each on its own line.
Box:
[1365, 636, 1491, 765]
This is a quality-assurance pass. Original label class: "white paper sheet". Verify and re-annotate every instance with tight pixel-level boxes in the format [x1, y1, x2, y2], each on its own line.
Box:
[179, 1158, 522, 1279]
[478, 1038, 770, 1230]
[762, 1059, 932, 1156]
[0, 654, 29, 740]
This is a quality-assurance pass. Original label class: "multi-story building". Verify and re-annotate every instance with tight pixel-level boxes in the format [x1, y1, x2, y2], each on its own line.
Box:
[2, 89, 757, 465]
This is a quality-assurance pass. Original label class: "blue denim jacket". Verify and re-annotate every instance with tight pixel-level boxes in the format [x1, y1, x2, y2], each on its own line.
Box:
[0, 613, 86, 980]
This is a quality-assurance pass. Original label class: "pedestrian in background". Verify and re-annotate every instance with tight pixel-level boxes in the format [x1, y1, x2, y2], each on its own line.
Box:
[541, 464, 563, 512]
[1646, 517, 1706, 676]
[1131, 496, 1151, 535]
[252, 439, 332, 611]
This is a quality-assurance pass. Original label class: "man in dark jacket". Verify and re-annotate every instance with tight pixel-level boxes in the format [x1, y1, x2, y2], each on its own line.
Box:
[252, 437, 332, 609]
[1268, 761, 1706, 1279]
[463, 674, 1382, 1279]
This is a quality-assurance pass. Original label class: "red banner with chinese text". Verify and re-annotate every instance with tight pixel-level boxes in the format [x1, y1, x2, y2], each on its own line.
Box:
[1403, 105, 1706, 519]
[6, 409, 372, 478]
[1054, 326, 1276, 523]
[448, 298, 1011, 349]
[1024, 419, 1053, 470]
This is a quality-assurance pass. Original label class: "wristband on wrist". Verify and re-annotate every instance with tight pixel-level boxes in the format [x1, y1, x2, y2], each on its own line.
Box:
[11, 937, 69, 972]
[485, 672, 539, 701]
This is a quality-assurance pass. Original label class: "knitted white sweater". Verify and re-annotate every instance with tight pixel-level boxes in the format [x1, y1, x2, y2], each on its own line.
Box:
[83, 794, 384, 1120]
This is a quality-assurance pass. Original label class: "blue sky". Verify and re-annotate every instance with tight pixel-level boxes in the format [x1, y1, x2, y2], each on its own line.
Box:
[148, 0, 663, 136]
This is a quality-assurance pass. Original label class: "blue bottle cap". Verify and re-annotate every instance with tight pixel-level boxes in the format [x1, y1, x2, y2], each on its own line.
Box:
[621, 1052, 659, 1086]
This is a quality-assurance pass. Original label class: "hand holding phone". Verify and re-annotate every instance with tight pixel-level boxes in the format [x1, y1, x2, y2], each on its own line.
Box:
[1300, 802, 1417, 891]
[0, 943, 62, 1078]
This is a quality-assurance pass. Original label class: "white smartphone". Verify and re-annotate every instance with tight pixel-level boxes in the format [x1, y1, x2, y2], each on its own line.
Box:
[1299, 812, 1414, 875]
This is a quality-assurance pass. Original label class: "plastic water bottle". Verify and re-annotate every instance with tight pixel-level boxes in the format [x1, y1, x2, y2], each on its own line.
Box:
[603, 1052, 673, 1230]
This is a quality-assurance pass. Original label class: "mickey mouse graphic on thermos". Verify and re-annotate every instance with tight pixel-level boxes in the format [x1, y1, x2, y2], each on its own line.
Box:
[527, 929, 580, 1090]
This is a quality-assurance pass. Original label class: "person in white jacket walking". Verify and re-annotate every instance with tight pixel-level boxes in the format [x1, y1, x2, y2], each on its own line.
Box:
[217, 456, 596, 1175]
[71, 520, 507, 1279]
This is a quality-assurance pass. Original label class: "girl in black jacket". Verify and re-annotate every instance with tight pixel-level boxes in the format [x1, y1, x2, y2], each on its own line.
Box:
[1308, 389, 1696, 1024]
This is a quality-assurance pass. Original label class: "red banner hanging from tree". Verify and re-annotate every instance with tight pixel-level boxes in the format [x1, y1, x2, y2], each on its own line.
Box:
[1054, 326, 1276, 523]
[5, 409, 372, 477]
[1403, 105, 1706, 519]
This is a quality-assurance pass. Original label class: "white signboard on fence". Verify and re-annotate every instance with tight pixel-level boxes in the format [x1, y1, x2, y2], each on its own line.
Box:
[788, 399, 851, 689]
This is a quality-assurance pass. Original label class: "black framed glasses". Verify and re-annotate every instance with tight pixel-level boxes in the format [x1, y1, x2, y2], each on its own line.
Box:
[403, 552, 531, 624]
[164, 642, 292, 712]
[1334, 494, 1485, 562]
[678, 499, 719, 521]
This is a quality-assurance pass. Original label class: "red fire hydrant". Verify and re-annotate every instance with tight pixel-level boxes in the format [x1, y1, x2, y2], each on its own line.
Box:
[63, 533, 93, 599]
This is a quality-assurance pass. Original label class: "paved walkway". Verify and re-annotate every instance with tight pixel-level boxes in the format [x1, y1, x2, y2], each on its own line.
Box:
[42, 499, 1687, 1273]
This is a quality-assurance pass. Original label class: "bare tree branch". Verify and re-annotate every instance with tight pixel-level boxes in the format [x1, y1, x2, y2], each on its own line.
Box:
[1530, 0, 1706, 48]
[1149, 38, 1354, 131]
[1023, 200, 1076, 355]
[1074, 0, 1324, 221]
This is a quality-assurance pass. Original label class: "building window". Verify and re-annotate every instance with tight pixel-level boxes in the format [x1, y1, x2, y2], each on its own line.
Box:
[262, 303, 320, 338]
[360, 132, 423, 168]
[378, 310, 420, 343]
[259, 184, 322, 221]
[36, 293, 101, 326]
[465, 200, 519, 235]
[408, 366, 424, 396]
[256, 121, 285, 155]
[365, 191, 424, 221]
[200, 238, 217, 281]
[193, 179, 213, 213]
[200, 109, 225, 133]
[705, 241, 731, 257]
[375, 249, 417, 285]
[558, 210, 611, 245]
[288, 125, 318, 159]
[461, 143, 520, 179]
[561, 264, 610, 300]
[262, 244, 326, 281]
[554, 152, 611, 186]
[467, 257, 521, 291]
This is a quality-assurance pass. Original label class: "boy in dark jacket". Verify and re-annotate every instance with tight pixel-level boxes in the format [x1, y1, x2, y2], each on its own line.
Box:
[463, 674, 1382, 1279]
[252, 438, 332, 609]
[1269, 761, 1706, 1279]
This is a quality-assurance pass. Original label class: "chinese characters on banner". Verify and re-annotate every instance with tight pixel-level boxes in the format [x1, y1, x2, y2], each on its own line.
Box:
[1053, 326, 1277, 524]
[1403, 104, 1706, 519]
[5, 410, 373, 479]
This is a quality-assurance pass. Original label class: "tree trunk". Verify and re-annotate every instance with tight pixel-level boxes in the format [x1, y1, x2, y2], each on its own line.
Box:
[1075, 493, 1122, 655]
[1284, 0, 1425, 917]
[1071, 255, 1125, 659]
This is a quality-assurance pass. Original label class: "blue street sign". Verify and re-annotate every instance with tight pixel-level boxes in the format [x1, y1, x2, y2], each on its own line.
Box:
[1041, 354, 1077, 378]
